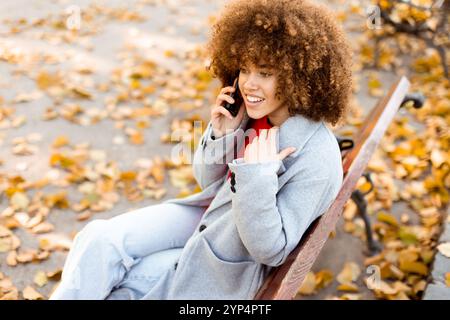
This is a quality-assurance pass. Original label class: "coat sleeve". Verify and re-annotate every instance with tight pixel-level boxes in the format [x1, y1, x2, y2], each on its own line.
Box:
[227, 158, 340, 267]
[192, 120, 247, 190]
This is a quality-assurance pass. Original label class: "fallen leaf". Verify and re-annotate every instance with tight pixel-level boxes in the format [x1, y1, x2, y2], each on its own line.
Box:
[315, 270, 334, 290]
[22, 286, 44, 300]
[377, 211, 399, 227]
[337, 282, 359, 292]
[46, 269, 62, 281]
[52, 136, 70, 148]
[337, 262, 361, 284]
[38, 233, 72, 251]
[437, 242, 450, 258]
[399, 260, 429, 276]
[34, 271, 48, 287]
[6, 251, 17, 267]
[10, 192, 29, 210]
[297, 272, 316, 295]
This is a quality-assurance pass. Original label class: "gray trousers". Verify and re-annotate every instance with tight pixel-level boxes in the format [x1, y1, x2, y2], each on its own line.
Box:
[49, 203, 206, 300]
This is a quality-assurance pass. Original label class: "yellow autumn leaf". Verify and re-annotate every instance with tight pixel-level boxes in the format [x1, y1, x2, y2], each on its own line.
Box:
[164, 50, 175, 58]
[339, 293, 362, 300]
[129, 132, 144, 145]
[337, 282, 359, 292]
[399, 260, 428, 276]
[120, 171, 137, 181]
[377, 211, 399, 227]
[315, 270, 334, 290]
[6, 251, 17, 267]
[373, 280, 398, 295]
[151, 164, 166, 184]
[52, 136, 70, 148]
[22, 286, 44, 300]
[367, 73, 384, 97]
[71, 86, 92, 99]
[10, 192, 29, 210]
[38, 233, 72, 251]
[34, 271, 48, 287]
[36, 71, 62, 90]
[297, 272, 316, 295]
[337, 262, 361, 284]
[430, 149, 446, 168]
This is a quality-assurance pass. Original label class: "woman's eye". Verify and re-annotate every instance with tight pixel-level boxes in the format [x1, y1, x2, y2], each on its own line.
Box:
[260, 72, 272, 77]
[240, 68, 248, 74]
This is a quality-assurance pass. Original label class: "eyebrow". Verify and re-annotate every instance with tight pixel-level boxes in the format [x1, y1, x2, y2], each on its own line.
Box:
[241, 63, 275, 71]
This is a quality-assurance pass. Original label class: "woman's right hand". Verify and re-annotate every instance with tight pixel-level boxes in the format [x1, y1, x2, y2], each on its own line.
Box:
[210, 86, 245, 138]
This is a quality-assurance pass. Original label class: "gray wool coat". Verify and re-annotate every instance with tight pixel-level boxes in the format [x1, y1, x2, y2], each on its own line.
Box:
[141, 111, 343, 300]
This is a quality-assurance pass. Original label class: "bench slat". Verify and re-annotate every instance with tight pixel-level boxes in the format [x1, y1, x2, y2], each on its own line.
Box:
[255, 76, 411, 300]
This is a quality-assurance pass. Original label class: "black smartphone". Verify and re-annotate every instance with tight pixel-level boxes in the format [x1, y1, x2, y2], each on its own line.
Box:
[223, 77, 243, 117]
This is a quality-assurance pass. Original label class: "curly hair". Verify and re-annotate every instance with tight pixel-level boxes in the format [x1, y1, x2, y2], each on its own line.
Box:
[206, 0, 353, 125]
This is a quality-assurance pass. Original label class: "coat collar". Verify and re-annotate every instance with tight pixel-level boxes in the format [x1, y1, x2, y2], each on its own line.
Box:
[239, 111, 324, 175]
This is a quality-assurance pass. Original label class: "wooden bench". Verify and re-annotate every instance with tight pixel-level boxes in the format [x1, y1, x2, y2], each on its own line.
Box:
[254, 76, 425, 300]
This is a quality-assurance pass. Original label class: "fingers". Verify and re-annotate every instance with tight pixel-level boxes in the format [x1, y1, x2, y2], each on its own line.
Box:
[217, 93, 235, 105]
[278, 147, 297, 161]
[258, 130, 268, 161]
[220, 86, 236, 95]
[211, 105, 233, 120]
[268, 127, 278, 156]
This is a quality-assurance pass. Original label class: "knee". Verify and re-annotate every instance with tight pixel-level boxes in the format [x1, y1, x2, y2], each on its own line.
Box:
[75, 219, 111, 244]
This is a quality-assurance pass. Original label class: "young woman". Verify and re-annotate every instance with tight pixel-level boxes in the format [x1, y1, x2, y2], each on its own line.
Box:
[50, 0, 352, 300]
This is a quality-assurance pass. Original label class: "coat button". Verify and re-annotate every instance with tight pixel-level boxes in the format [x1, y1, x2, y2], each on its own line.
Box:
[199, 224, 207, 232]
[174, 262, 178, 270]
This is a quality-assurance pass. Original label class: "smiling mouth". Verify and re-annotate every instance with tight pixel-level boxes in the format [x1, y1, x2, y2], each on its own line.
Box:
[245, 95, 265, 106]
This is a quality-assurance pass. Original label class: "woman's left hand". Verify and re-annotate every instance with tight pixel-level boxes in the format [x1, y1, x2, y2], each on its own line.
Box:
[244, 127, 297, 164]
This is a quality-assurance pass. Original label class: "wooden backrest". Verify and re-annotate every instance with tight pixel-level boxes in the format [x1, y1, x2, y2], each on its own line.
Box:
[254, 76, 411, 300]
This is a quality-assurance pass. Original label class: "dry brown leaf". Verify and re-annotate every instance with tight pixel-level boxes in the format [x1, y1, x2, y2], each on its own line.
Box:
[315, 270, 334, 290]
[337, 262, 361, 284]
[46, 269, 62, 281]
[76, 210, 92, 221]
[399, 260, 428, 276]
[31, 222, 55, 234]
[297, 272, 316, 295]
[437, 242, 450, 258]
[6, 251, 17, 267]
[337, 282, 359, 292]
[52, 135, 70, 148]
[22, 286, 44, 300]
[38, 233, 72, 251]
[16, 249, 36, 263]
[377, 211, 399, 227]
[34, 271, 48, 287]
[339, 293, 362, 300]
[10, 192, 29, 210]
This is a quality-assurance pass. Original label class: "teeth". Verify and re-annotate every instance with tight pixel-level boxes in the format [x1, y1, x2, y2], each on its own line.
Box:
[247, 95, 264, 103]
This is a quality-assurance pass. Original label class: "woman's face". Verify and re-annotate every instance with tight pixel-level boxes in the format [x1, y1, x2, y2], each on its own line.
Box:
[238, 62, 289, 126]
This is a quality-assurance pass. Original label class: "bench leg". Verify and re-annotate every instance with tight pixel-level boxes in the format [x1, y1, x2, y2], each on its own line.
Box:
[351, 190, 383, 256]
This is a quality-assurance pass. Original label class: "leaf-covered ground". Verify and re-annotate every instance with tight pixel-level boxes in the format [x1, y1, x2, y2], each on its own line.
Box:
[0, 0, 448, 300]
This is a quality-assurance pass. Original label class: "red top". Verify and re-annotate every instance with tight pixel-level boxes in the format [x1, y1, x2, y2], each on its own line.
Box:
[226, 115, 274, 181]
[202, 115, 274, 213]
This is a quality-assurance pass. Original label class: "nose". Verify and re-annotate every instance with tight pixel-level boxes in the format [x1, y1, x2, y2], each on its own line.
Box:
[242, 73, 259, 91]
